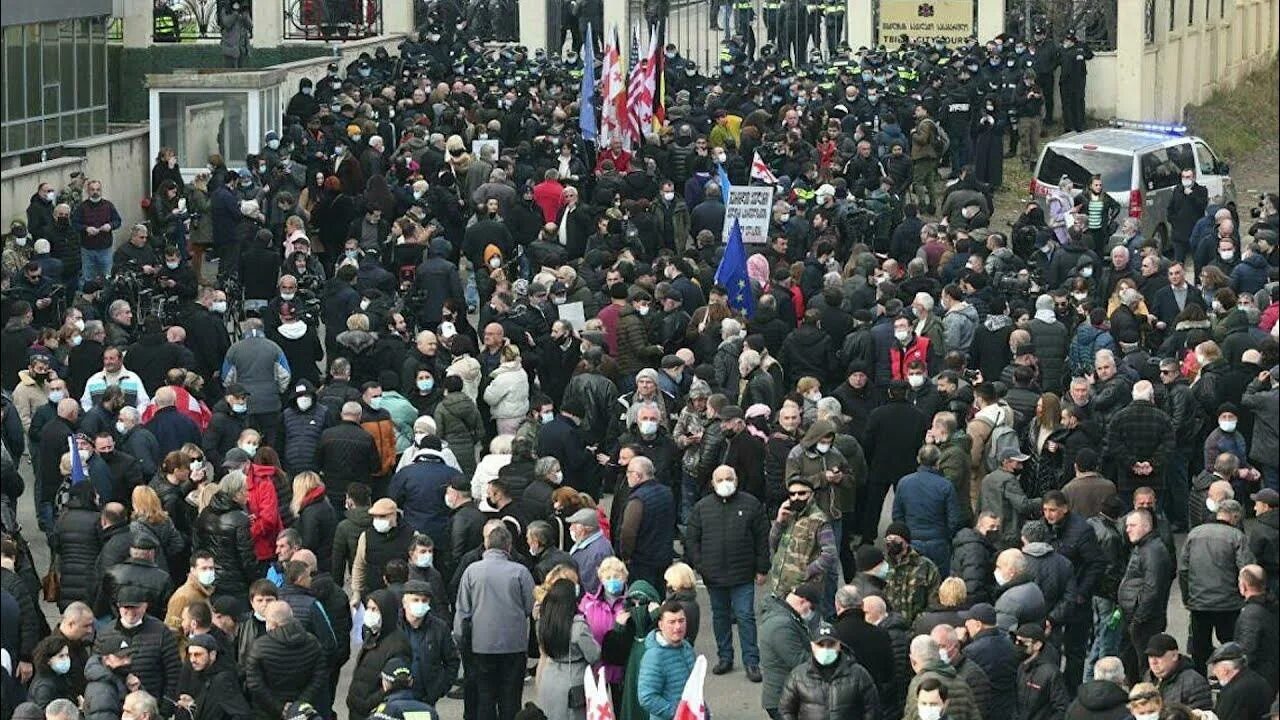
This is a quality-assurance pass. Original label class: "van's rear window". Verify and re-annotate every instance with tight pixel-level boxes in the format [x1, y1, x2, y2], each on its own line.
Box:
[1037, 147, 1131, 191]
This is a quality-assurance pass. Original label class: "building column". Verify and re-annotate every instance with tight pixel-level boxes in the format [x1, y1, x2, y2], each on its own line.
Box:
[121, 0, 151, 49]
[603, 0, 628, 62]
[519, 0, 550, 53]
[848, 0, 873, 50]
[977, 0, 1005, 43]
[383, 0, 415, 35]
[252, 0, 284, 48]
[1114, 0, 1146, 118]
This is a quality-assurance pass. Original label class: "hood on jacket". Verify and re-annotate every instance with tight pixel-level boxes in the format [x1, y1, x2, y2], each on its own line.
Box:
[939, 431, 972, 454]
[1022, 541, 1055, 558]
[336, 329, 378, 354]
[266, 619, 313, 646]
[1074, 679, 1130, 711]
[367, 588, 402, 634]
[947, 302, 979, 324]
[800, 419, 837, 449]
[277, 319, 308, 341]
[345, 505, 372, 528]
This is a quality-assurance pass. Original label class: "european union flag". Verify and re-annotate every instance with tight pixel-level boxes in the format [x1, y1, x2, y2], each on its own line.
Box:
[579, 25, 597, 142]
[715, 219, 755, 318]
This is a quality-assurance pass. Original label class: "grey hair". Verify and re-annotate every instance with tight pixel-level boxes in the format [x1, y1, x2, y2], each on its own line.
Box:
[721, 318, 742, 339]
[835, 584, 862, 611]
[341, 401, 363, 419]
[1217, 498, 1243, 521]
[527, 520, 555, 547]
[61, 601, 94, 623]
[1094, 656, 1126, 685]
[118, 406, 139, 423]
[909, 635, 941, 664]
[45, 698, 81, 720]
[83, 320, 105, 339]
[999, 548, 1028, 578]
[815, 397, 843, 419]
[629, 455, 655, 478]
[108, 299, 131, 319]
[485, 523, 512, 551]
[534, 456, 561, 478]
[1094, 348, 1116, 365]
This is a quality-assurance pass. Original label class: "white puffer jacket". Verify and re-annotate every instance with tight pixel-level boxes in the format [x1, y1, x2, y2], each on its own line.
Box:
[483, 360, 530, 420]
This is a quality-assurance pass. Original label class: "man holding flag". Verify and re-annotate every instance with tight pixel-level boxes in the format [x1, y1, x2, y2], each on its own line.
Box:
[637, 601, 699, 720]
[715, 219, 756, 319]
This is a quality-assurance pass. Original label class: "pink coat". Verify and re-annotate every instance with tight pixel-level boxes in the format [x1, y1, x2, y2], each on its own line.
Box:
[578, 588, 625, 684]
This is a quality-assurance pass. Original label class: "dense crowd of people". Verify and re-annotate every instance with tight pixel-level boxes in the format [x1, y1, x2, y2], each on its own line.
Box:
[2, 17, 1280, 720]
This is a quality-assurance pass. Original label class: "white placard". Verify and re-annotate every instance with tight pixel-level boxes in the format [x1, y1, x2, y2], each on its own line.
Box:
[558, 301, 586, 331]
[721, 185, 774, 244]
[472, 139, 500, 158]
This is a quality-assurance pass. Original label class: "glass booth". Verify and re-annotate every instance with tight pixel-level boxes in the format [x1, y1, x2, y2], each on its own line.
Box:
[147, 68, 286, 181]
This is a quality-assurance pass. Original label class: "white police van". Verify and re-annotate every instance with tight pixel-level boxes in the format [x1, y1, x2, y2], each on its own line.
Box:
[1030, 120, 1237, 251]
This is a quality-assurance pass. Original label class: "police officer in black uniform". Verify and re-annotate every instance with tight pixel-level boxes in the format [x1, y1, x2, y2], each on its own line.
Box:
[1057, 33, 1093, 132]
[1030, 26, 1061, 127]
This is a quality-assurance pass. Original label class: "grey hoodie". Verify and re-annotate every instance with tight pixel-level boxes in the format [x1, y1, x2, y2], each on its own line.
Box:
[943, 301, 980, 355]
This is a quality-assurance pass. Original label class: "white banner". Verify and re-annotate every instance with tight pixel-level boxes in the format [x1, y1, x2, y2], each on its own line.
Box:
[721, 186, 774, 244]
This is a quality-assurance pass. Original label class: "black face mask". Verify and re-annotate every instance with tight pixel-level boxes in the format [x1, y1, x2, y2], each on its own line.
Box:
[885, 538, 907, 557]
[788, 497, 808, 514]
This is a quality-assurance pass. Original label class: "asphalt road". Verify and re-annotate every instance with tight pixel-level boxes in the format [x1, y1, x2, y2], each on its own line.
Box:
[14, 457, 1192, 720]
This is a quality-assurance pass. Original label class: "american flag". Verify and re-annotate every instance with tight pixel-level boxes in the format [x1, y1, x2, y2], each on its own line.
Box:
[600, 26, 629, 150]
[626, 24, 658, 147]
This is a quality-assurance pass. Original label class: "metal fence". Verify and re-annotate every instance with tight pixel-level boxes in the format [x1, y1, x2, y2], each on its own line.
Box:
[283, 0, 385, 40]
[151, 0, 225, 41]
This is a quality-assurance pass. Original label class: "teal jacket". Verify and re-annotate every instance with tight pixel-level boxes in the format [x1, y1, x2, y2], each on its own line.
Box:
[758, 595, 813, 711]
[636, 630, 695, 720]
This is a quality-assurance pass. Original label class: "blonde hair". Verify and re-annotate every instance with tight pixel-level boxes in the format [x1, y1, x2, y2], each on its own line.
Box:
[59, 452, 73, 478]
[598, 556, 629, 581]
[664, 562, 696, 591]
[796, 376, 821, 394]
[346, 313, 370, 331]
[131, 485, 169, 524]
[290, 471, 325, 516]
[193, 483, 220, 513]
[937, 577, 967, 608]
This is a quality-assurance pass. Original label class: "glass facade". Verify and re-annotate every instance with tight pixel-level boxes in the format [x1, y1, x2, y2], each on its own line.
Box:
[158, 91, 251, 170]
[1, 16, 110, 160]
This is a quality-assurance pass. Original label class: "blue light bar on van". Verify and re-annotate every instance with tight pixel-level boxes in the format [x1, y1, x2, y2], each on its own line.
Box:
[1110, 119, 1187, 135]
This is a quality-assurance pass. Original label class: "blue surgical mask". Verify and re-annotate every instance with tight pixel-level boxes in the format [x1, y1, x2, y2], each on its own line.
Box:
[368, 396, 383, 410]
[51, 657, 72, 675]
[238, 443, 258, 458]
[231, 402, 248, 414]
[408, 601, 430, 618]
[603, 578, 625, 595]
[417, 378, 434, 392]
[813, 647, 839, 666]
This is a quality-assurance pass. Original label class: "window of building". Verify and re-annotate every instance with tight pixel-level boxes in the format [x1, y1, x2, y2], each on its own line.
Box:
[1, 17, 109, 160]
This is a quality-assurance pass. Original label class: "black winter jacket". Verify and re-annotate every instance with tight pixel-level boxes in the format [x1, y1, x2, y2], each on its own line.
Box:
[192, 493, 258, 599]
[963, 627, 1017, 720]
[950, 528, 997, 605]
[244, 620, 328, 720]
[50, 502, 101, 608]
[94, 557, 173, 619]
[780, 325, 836, 388]
[0, 566, 42, 660]
[316, 420, 378, 499]
[1117, 530, 1173, 626]
[346, 589, 413, 717]
[830, 608, 896, 700]
[96, 616, 181, 701]
[294, 492, 338, 572]
[1048, 510, 1105, 617]
[276, 403, 329, 474]
[1144, 653, 1213, 710]
[1065, 679, 1130, 720]
[1016, 645, 1070, 720]
[778, 653, 881, 720]
[1232, 593, 1278, 691]
[202, 401, 246, 469]
[684, 490, 769, 587]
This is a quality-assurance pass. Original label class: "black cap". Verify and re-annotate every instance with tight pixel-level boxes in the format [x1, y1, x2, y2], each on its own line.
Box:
[810, 621, 839, 644]
[855, 545, 884, 571]
[131, 533, 159, 551]
[885, 521, 912, 542]
[790, 582, 823, 606]
[447, 476, 471, 493]
[94, 635, 134, 656]
[222, 448, 251, 467]
[1015, 623, 1046, 642]
[224, 383, 250, 397]
[186, 633, 219, 652]
[116, 586, 148, 607]
[718, 405, 744, 421]
[961, 602, 997, 625]
[211, 596, 239, 616]
[786, 476, 815, 491]
[381, 656, 413, 679]
[1144, 633, 1179, 656]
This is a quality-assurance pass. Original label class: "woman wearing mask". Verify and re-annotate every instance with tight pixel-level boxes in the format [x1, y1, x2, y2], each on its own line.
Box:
[407, 368, 444, 417]
[537, 578, 602, 720]
[26, 636, 75, 709]
[346, 589, 412, 719]
[578, 557, 630, 699]
[291, 471, 337, 572]
[240, 436, 286, 565]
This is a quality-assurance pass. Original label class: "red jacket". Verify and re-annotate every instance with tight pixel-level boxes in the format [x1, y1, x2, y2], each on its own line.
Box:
[594, 148, 632, 174]
[532, 179, 565, 223]
[246, 462, 284, 561]
[889, 335, 931, 380]
[140, 386, 212, 431]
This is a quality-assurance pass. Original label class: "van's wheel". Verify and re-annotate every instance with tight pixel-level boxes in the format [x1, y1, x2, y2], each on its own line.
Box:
[1154, 225, 1169, 255]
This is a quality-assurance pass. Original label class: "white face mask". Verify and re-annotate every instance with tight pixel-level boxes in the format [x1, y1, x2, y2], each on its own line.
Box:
[280, 292, 295, 301]
[363, 609, 382, 630]
[994, 568, 1009, 586]
[637, 305, 650, 316]
[1219, 419, 1237, 433]
[48, 390, 66, 403]
[372, 518, 392, 533]
[1220, 250, 1234, 261]
[714, 481, 736, 498]
[211, 301, 228, 314]
[197, 569, 216, 586]
[639, 420, 659, 435]
[662, 191, 675, 202]
[120, 614, 144, 629]
[815, 442, 832, 454]
[414, 552, 433, 568]
[1206, 498, 1220, 514]
[1182, 178, 1193, 188]
[115, 421, 128, 435]
[296, 396, 313, 411]
[907, 374, 925, 388]
[165, 260, 180, 270]
[1080, 266, 1094, 278]
[918, 707, 944, 720]
[1134, 713, 1159, 720]
[74, 318, 85, 331]
[894, 329, 910, 343]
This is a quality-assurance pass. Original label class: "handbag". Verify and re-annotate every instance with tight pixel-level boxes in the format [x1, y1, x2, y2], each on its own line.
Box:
[41, 566, 61, 603]
[567, 685, 587, 709]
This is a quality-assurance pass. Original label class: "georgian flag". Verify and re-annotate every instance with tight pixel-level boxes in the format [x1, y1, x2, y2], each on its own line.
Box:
[673, 655, 709, 720]
[751, 150, 780, 185]
[584, 666, 614, 720]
